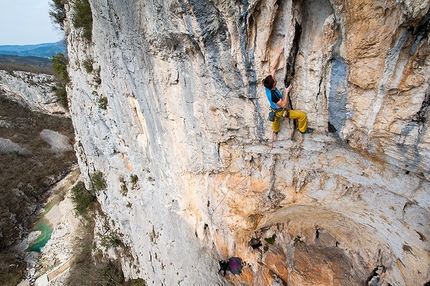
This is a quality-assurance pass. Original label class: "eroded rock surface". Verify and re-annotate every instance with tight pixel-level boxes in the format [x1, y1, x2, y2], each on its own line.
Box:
[65, 0, 430, 285]
[0, 70, 66, 116]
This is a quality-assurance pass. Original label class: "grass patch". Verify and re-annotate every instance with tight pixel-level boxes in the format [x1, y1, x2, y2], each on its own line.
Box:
[100, 232, 122, 250]
[90, 171, 107, 191]
[121, 183, 128, 196]
[8, 151, 22, 158]
[98, 96, 108, 110]
[93, 66, 101, 85]
[130, 174, 138, 189]
[265, 234, 276, 245]
[129, 279, 146, 286]
[130, 174, 138, 184]
[82, 58, 94, 73]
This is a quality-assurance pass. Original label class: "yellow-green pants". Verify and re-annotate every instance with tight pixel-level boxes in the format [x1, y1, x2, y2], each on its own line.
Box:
[272, 109, 307, 133]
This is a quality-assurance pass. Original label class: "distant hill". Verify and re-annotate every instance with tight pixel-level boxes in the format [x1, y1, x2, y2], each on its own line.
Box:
[0, 54, 54, 75]
[0, 41, 66, 58]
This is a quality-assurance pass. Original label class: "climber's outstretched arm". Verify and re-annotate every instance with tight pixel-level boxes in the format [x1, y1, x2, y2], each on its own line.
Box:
[270, 47, 285, 78]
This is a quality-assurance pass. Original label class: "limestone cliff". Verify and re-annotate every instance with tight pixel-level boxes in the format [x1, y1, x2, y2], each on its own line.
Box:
[65, 0, 430, 285]
[0, 70, 66, 116]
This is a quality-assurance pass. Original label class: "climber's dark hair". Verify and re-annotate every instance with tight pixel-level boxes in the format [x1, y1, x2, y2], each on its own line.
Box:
[263, 75, 274, 88]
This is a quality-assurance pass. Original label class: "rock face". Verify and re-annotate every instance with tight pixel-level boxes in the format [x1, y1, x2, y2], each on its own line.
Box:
[66, 0, 430, 285]
[0, 70, 67, 116]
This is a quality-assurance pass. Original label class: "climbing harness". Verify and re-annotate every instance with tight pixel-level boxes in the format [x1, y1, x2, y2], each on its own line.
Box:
[268, 108, 289, 122]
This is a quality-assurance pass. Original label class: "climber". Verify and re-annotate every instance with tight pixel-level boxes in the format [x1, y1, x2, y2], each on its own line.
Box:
[218, 257, 243, 276]
[263, 47, 313, 137]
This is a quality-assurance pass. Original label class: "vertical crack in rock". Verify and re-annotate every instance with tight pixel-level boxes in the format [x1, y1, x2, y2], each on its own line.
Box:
[179, 0, 229, 81]
[64, 0, 430, 284]
[241, 1, 264, 139]
[367, 29, 410, 136]
[410, 7, 430, 55]
[397, 75, 430, 172]
[328, 56, 348, 139]
[412, 87, 430, 124]
[284, 20, 302, 99]
[267, 157, 286, 208]
[177, 0, 204, 55]
[283, 17, 302, 137]
[366, 264, 387, 286]
[327, 8, 345, 138]
[242, 1, 265, 140]
[267, 155, 277, 200]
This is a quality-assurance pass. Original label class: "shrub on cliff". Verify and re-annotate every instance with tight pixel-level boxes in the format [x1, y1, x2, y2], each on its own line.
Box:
[73, 0, 93, 41]
[71, 181, 96, 217]
[49, 0, 68, 30]
[91, 171, 107, 191]
[51, 52, 69, 109]
[52, 52, 68, 82]
[68, 184, 147, 286]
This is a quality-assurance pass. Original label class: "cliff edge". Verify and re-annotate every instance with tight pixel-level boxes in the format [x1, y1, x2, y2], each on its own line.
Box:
[65, 0, 430, 285]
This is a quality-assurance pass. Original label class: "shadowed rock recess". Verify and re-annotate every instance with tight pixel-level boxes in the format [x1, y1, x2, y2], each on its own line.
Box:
[65, 0, 430, 285]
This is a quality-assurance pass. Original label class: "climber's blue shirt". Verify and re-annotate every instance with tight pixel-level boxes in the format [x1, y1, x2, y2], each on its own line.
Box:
[265, 88, 282, 109]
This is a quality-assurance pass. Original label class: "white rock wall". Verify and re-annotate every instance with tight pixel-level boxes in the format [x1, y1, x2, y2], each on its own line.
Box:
[66, 0, 430, 285]
[0, 70, 67, 115]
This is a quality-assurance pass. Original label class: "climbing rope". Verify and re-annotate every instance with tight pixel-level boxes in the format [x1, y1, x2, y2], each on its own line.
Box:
[210, 132, 276, 215]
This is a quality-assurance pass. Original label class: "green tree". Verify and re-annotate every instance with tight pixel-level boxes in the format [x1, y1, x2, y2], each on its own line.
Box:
[71, 181, 96, 217]
[51, 52, 69, 109]
[73, 0, 93, 41]
[52, 52, 69, 82]
[49, 0, 68, 30]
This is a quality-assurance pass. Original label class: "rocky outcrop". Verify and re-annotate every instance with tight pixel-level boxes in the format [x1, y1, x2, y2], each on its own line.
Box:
[0, 70, 67, 116]
[66, 0, 430, 285]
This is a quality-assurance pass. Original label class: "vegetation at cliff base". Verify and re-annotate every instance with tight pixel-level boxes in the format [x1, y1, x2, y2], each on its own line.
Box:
[0, 96, 76, 286]
[68, 181, 146, 286]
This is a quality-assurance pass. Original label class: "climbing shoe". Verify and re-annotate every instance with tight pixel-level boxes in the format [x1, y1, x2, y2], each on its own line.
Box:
[300, 128, 314, 134]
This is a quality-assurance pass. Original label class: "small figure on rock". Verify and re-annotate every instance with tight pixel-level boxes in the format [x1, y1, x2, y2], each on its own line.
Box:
[218, 260, 229, 276]
[218, 257, 243, 276]
[263, 47, 313, 138]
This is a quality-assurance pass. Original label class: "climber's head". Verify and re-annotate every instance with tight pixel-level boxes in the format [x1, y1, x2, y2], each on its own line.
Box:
[263, 75, 276, 89]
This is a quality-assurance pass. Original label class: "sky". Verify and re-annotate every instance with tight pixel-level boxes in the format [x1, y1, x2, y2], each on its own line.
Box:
[0, 0, 64, 45]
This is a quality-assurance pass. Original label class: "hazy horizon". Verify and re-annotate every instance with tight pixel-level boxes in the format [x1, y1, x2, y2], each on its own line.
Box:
[0, 0, 63, 46]
[0, 40, 64, 47]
